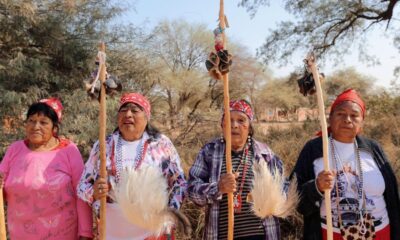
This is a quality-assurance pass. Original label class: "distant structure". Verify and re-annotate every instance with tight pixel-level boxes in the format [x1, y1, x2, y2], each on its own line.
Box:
[257, 107, 331, 122]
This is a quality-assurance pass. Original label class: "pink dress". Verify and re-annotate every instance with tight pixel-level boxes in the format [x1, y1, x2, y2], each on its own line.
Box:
[0, 140, 93, 240]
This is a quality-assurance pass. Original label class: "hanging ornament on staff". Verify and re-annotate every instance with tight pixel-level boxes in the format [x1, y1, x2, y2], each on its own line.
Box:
[97, 42, 108, 240]
[84, 43, 121, 240]
[297, 52, 333, 240]
[205, 0, 234, 239]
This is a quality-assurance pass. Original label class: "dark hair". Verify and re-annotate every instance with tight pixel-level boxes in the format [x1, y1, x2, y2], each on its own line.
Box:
[26, 103, 60, 133]
[249, 123, 254, 136]
[145, 123, 161, 139]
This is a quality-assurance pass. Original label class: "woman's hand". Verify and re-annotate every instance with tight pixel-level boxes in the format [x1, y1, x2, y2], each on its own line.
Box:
[93, 177, 109, 200]
[218, 173, 239, 194]
[316, 170, 335, 193]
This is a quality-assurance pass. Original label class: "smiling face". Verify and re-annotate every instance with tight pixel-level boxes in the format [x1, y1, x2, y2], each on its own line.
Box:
[117, 103, 148, 141]
[25, 113, 56, 147]
[222, 111, 251, 151]
[329, 101, 364, 143]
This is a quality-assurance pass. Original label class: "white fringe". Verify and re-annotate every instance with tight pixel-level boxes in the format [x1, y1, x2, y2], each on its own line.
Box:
[250, 160, 299, 219]
[111, 165, 173, 236]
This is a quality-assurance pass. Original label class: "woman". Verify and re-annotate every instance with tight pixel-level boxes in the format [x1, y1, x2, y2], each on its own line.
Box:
[188, 99, 284, 240]
[77, 92, 187, 240]
[0, 98, 93, 239]
[292, 89, 400, 240]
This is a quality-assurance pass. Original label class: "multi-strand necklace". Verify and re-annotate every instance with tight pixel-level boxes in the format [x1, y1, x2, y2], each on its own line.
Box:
[110, 134, 149, 183]
[330, 136, 366, 227]
[233, 139, 252, 213]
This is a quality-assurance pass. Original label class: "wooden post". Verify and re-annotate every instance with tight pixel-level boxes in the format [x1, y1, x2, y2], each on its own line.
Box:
[307, 53, 333, 240]
[0, 189, 6, 240]
[98, 42, 107, 240]
[218, 1, 233, 239]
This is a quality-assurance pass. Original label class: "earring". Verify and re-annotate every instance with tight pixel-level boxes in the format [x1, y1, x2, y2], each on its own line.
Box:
[247, 135, 251, 144]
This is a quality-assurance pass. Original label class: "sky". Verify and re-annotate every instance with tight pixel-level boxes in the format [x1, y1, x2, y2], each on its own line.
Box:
[120, 0, 399, 88]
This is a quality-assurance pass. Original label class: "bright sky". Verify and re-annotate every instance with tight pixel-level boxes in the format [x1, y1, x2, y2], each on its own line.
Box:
[121, 0, 399, 88]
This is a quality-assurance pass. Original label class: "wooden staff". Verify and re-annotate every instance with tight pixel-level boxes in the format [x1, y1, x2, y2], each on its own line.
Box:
[306, 53, 333, 240]
[98, 42, 107, 240]
[218, 1, 233, 239]
[0, 188, 6, 240]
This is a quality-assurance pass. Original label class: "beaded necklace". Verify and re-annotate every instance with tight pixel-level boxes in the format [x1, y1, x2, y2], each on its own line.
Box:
[233, 138, 252, 213]
[330, 136, 368, 230]
[330, 136, 363, 206]
[110, 133, 149, 183]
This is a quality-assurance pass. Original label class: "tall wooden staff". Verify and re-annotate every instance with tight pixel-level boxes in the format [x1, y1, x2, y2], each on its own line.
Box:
[0, 188, 6, 240]
[98, 42, 107, 240]
[305, 53, 333, 240]
[218, 1, 234, 239]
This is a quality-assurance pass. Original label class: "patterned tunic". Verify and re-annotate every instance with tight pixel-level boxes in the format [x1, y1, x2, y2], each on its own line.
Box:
[77, 131, 187, 234]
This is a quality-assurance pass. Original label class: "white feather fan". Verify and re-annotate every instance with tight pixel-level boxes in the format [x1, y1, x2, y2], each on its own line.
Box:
[111, 165, 190, 236]
[250, 160, 299, 219]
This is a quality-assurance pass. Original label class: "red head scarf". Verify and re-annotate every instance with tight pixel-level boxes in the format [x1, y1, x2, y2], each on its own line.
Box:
[222, 99, 254, 123]
[317, 89, 365, 136]
[119, 93, 151, 119]
[39, 98, 63, 122]
[330, 89, 366, 118]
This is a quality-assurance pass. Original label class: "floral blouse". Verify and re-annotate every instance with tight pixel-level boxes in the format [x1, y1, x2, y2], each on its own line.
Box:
[77, 131, 187, 215]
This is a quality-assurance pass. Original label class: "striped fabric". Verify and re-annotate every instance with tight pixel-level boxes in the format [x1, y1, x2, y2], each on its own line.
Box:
[218, 149, 265, 239]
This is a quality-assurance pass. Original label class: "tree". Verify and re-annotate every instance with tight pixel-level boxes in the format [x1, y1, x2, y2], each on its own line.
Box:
[324, 67, 374, 100]
[144, 20, 213, 134]
[256, 73, 312, 121]
[238, 0, 399, 66]
[0, 0, 130, 157]
[0, 0, 125, 93]
[227, 44, 272, 121]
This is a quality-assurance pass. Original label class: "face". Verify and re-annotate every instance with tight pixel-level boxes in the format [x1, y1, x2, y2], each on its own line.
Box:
[222, 111, 251, 151]
[329, 101, 364, 143]
[25, 113, 56, 146]
[117, 103, 148, 141]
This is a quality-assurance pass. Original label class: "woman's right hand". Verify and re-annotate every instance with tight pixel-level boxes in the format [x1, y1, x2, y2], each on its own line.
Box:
[93, 177, 109, 200]
[218, 173, 239, 194]
[316, 170, 335, 193]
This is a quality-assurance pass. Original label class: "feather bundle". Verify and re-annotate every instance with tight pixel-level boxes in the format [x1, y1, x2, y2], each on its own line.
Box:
[111, 165, 191, 237]
[250, 160, 299, 219]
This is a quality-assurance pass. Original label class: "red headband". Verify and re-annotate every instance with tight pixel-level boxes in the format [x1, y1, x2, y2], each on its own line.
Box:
[330, 89, 366, 118]
[224, 99, 254, 121]
[119, 93, 151, 119]
[39, 98, 63, 122]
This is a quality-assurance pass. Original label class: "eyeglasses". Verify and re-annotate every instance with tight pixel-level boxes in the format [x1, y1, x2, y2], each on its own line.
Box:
[118, 105, 143, 114]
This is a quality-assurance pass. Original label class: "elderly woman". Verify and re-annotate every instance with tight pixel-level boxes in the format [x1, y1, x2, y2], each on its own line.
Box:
[292, 89, 400, 240]
[188, 99, 284, 240]
[0, 98, 93, 240]
[77, 93, 187, 240]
